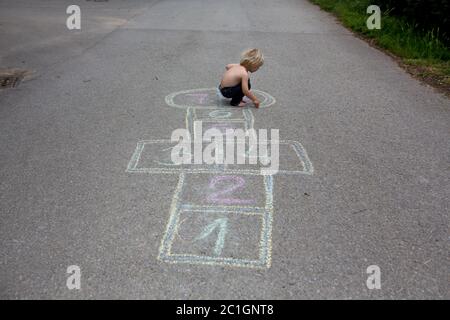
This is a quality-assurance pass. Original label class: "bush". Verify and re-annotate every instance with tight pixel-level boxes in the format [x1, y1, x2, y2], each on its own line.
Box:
[376, 0, 450, 43]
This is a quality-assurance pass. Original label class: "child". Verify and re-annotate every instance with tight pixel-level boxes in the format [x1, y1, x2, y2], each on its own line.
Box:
[219, 48, 264, 108]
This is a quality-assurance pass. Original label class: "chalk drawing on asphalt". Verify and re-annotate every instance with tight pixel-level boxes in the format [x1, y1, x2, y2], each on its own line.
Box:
[165, 88, 276, 109]
[126, 88, 312, 269]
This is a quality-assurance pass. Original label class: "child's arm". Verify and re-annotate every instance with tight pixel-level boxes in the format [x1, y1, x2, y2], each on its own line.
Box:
[241, 73, 260, 108]
[226, 63, 239, 70]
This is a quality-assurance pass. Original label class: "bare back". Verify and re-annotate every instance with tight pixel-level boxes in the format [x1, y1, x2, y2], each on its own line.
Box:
[220, 64, 248, 88]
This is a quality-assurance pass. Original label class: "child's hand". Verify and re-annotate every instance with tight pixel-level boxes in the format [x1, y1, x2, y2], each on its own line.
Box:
[254, 99, 260, 108]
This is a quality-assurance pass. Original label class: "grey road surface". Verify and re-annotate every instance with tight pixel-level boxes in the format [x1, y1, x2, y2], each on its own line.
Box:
[0, 0, 449, 299]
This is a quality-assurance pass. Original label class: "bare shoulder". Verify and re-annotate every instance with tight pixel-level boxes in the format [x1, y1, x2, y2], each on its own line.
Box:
[236, 65, 248, 76]
[226, 63, 240, 70]
[239, 67, 249, 79]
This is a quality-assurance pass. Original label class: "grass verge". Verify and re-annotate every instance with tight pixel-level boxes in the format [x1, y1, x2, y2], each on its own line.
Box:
[310, 0, 450, 96]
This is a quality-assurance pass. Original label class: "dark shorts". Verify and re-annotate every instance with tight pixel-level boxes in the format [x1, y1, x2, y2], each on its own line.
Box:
[219, 79, 251, 106]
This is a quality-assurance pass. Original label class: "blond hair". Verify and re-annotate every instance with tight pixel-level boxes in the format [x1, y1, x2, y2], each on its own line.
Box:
[240, 48, 264, 70]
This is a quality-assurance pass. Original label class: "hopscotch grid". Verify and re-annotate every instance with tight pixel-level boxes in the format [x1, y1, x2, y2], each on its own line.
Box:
[160, 211, 271, 268]
[126, 140, 314, 175]
[186, 107, 254, 140]
[158, 173, 274, 268]
[161, 208, 272, 268]
[130, 88, 312, 269]
[193, 120, 250, 141]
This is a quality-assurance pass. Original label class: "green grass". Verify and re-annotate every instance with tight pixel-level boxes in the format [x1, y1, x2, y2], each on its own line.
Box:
[310, 0, 450, 86]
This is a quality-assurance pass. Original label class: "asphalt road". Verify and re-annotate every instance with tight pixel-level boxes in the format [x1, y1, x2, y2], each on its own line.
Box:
[0, 0, 449, 299]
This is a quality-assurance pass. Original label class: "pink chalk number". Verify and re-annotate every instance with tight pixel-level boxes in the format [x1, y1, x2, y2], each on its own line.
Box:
[207, 175, 255, 205]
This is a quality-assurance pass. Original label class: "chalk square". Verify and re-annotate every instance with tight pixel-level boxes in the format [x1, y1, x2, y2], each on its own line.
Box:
[192, 108, 249, 122]
[158, 208, 272, 269]
[126, 140, 229, 173]
[126, 140, 313, 175]
[223, 140, 314, 175]
[179, 173, 268, 210]
[193, 120, 250, 140]
[170, 210, 262, 260]
[126, 140, 182, 172]
[158, 174, 273, 268]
